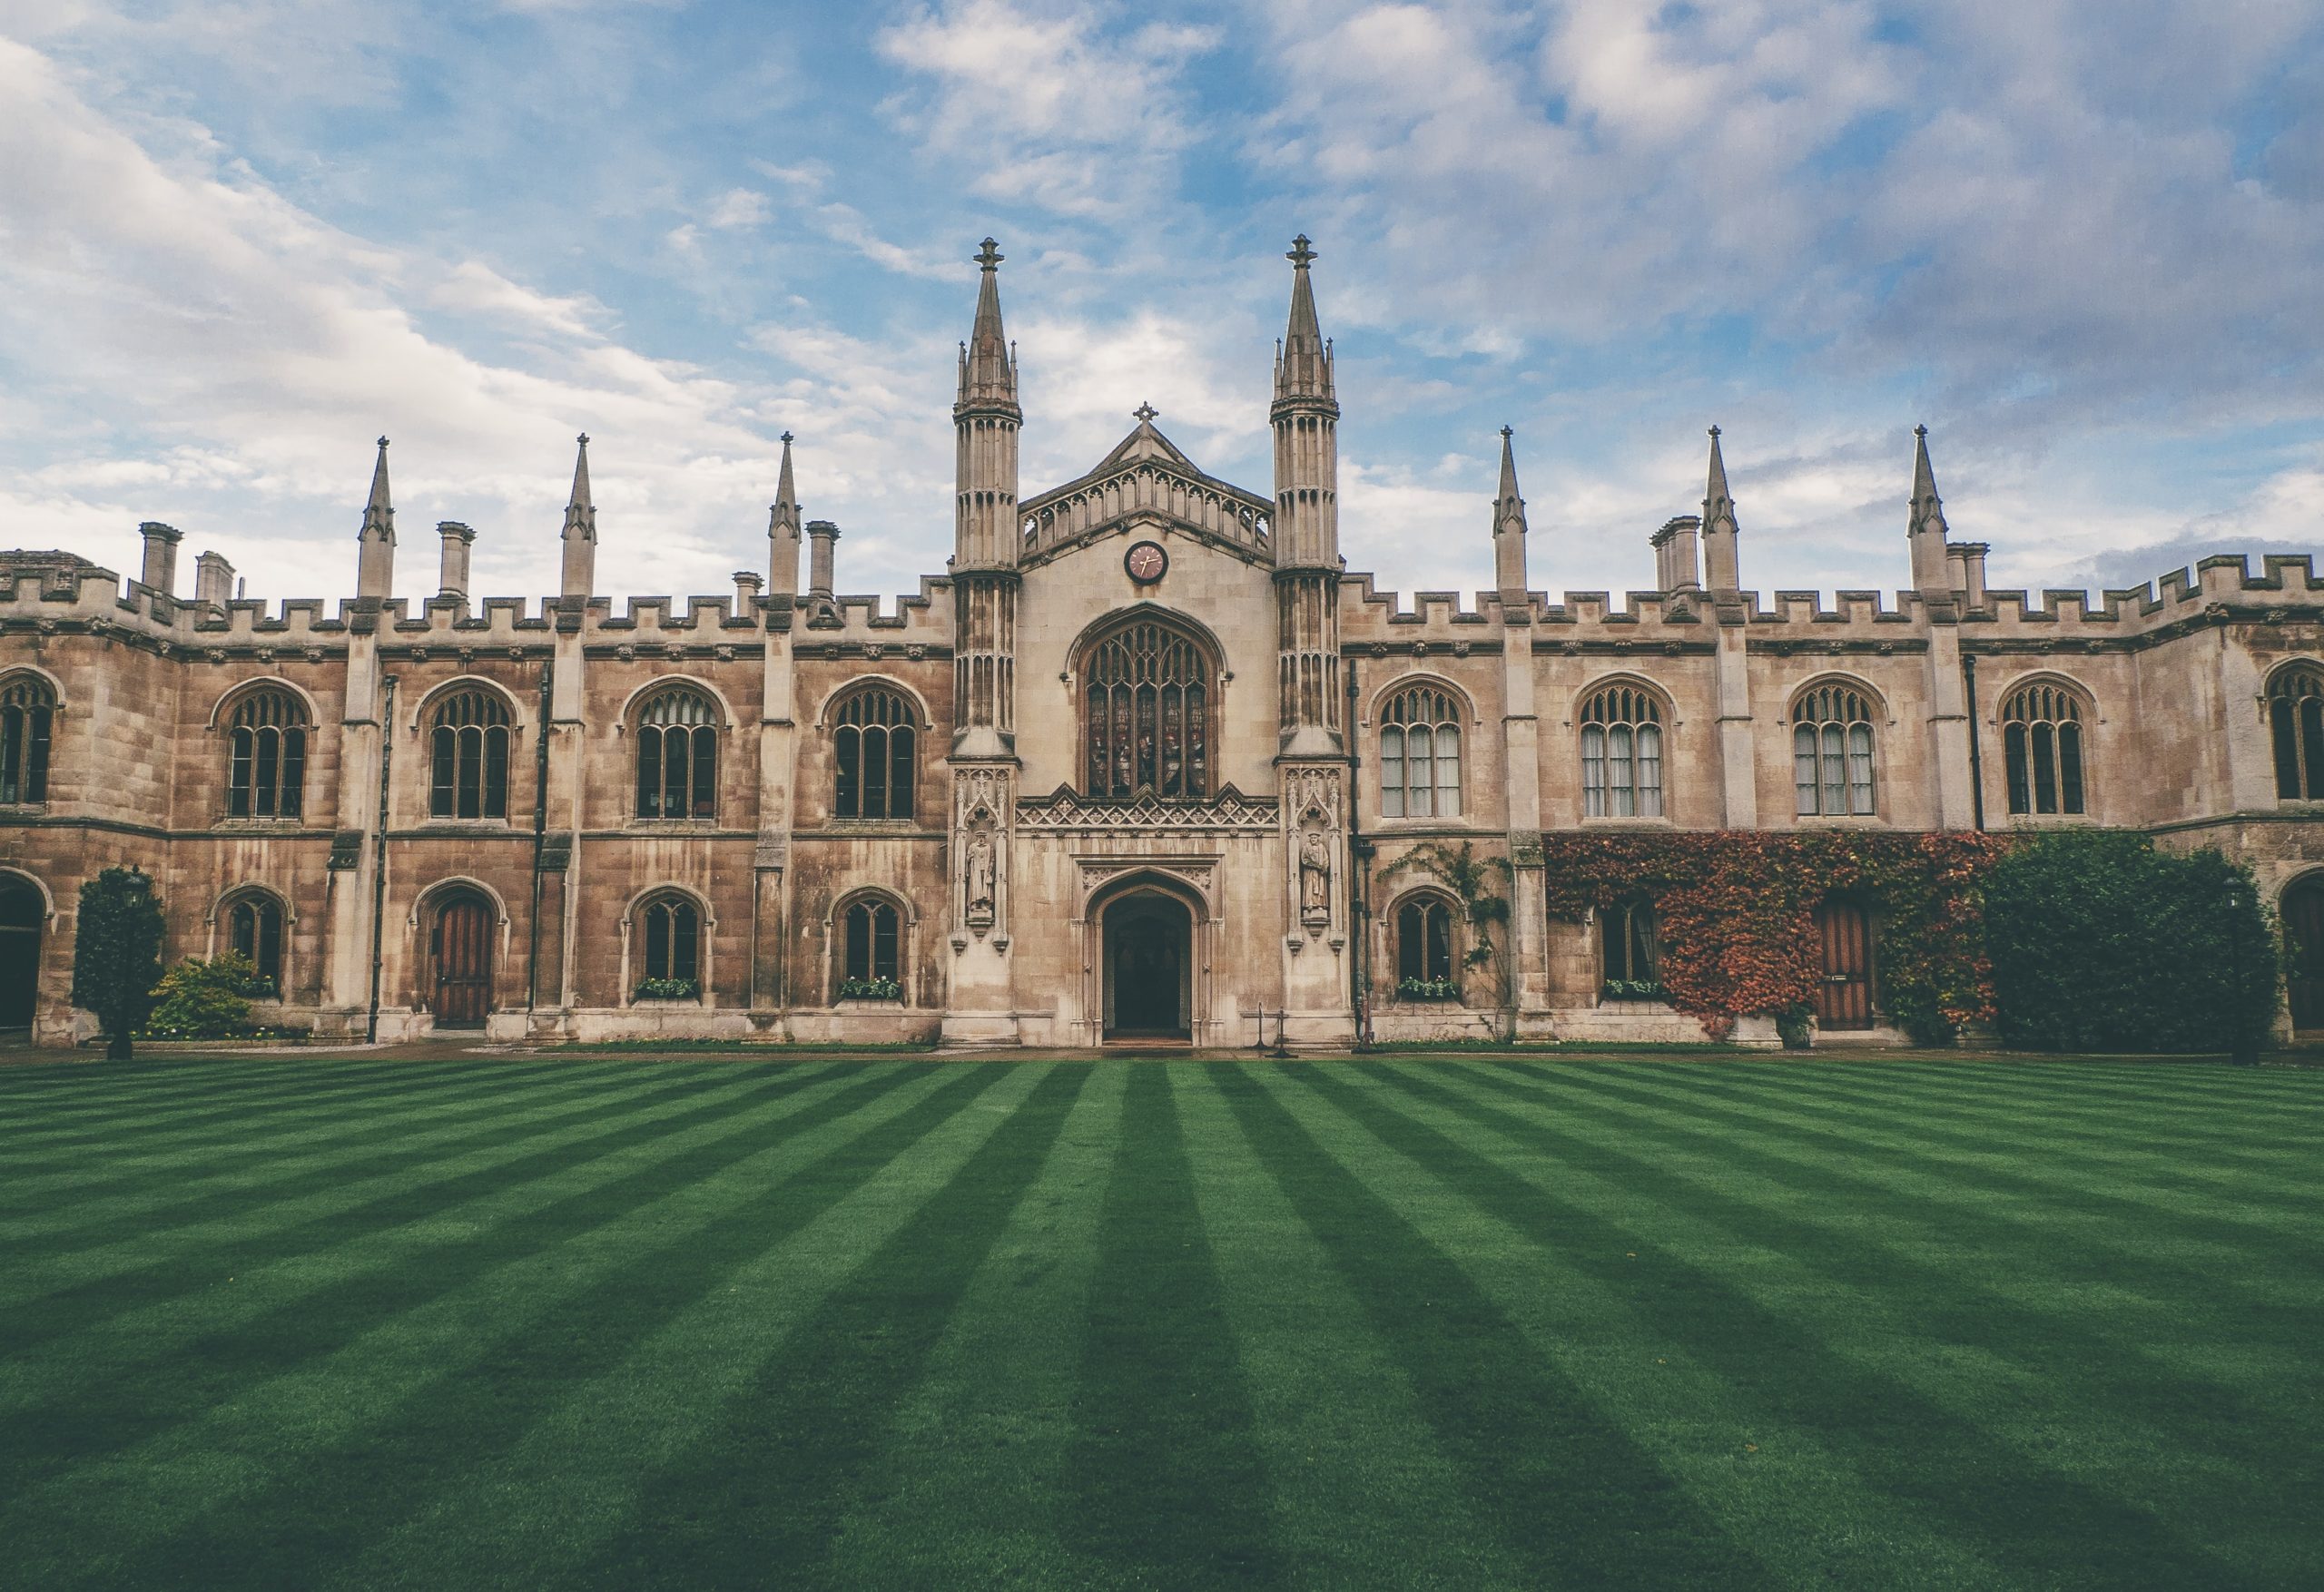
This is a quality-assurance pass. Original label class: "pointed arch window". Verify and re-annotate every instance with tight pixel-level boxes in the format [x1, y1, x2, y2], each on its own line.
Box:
[2003, 681, 2087, 815]
[1581, 683, 1663, 819]
[1380, 684, 1462, 818]
[225, 893, 284, 992]
[1083, 619, 1213, 800]
[1393, 894, 1457, 997]
[0, 677, 54, 805]
[1600, 900, 1661, 998]
[2270, 664, 2324, 801]
[634, 892, 702, 998]
[429, 689, 511, 820]
[1793, 684, 1876, 816]
[839, 896, 903, 998]
[635, 686, 718, 820]
[833, 690, 917, 821]
[225, 688, 308, 820]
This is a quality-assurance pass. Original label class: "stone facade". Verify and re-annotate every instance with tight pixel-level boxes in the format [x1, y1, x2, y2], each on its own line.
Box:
[4, 239, 2323, 1049]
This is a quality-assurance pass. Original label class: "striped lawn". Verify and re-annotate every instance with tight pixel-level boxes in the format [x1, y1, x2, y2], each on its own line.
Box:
[1, 1058, 2319, 1590]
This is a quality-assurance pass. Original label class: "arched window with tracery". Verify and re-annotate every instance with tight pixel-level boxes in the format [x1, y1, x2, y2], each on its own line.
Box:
[838, 895, 902, 998]
[2003, 681, 2087, 815]
[1600, 900, 1660, 997]
[1380, 684, 1462, 818]
[225, 893, 284, 992]
[634, 892, 702, 998]
[225, 688, 308, 820]
[1393, 894, 1457, 997]
[833, 690, 917, 820]
[428, 688, 511, 820]
[1083, 619, 1213, 800]
[0, 677, 53, 805]
[2270, 664, 2324, 801]
[1793, 683, 1876, 816]
[635, 686, 718, 820]
[1581, 683, 1664, 819]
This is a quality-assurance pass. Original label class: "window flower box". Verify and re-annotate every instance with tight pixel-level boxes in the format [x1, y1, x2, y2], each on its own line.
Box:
[1395, 976, 1462, 1002]
[632, 977, 699, 1002]
[838, 977, 904, 1002]
[1600, 978, 1667, 1003]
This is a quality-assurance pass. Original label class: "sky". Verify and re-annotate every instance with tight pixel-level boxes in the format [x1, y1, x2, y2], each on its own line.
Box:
[2, 0, 2321, 611]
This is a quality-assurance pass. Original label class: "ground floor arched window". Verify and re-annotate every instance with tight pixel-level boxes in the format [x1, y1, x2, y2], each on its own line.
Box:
[1393, 896, 1456, 998]
[839, 897, 902, 999]
[1600, 900, 1660, 998]
[225, 894, 284, 993]
[635, 893, 702, 999]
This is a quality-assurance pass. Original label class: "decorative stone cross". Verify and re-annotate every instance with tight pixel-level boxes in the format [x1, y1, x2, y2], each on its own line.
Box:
[1134, 402, 1158, 425]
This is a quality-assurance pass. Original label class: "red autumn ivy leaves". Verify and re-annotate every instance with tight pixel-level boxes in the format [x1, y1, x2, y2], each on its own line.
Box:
[1538, 830, 2006, 1041]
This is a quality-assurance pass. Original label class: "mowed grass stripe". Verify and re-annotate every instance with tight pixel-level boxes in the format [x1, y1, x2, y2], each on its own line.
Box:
[1169, 1064, 1529, 1590]
[0, 1062, 670, 1233]
[13, 1062, 989, 1589]
[0, 1058, 468, 1152]
[0, 1062, 832, 1366]
[556, 1064, 1092, 1588]
[1224, 1064, 1776, 1589]
[1484, 1063, 2323, 1483]
[1551, 1063, 2324, 1285]
[1060, 1060, 1285, 1587]
[0, 1062, 875, 1463]
[1342, 1062, 2263, 1588]
[818, 1062, 1129, 1589]
[313, 1063, 1074, 1590]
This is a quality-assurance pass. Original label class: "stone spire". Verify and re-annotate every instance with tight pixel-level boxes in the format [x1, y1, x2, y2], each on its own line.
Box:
[357, 436, 395, 600]
[1907, 425, 1953, 593]
[1492, 426, 1529, 600]
[559, 433, 596, 601]
[957, 237, 1019, 412]
[767, 430, 802, 600]
[1275, 234, 1334, 403]
[1700, 426, 1740, 593]
[1271, 233, 1343, 754]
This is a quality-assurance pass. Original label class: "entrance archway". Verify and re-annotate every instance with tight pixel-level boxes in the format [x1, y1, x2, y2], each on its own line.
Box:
[0, 876, 44, 1037]
[2285, 875, 2324, 1032]
[1103, 891, 1193, 1040]
[428, 889, 496, 1028]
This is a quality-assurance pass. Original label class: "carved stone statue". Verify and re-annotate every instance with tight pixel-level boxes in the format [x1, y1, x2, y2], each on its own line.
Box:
[966, 830, 997, 921]
[1299, 829, 1331, 920]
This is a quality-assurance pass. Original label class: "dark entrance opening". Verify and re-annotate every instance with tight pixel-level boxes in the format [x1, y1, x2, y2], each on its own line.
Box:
[1814, 898, 1876, 1032]
[1104, 892, 1191, 1040]
[430, 891, 495, 1028]
[0, 878, 43, 1037]
[2285, 877, 2324, 1032]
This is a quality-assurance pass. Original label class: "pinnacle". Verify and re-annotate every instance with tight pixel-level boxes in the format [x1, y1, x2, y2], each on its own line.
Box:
[1706, 425, 1731, 506]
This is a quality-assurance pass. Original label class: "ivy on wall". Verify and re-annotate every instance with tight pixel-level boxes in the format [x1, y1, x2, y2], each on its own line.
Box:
[1536, 830, 2007, 1042]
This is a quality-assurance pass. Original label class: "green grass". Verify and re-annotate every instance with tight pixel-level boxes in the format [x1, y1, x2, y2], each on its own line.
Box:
[2, 1056, 2319, 1589]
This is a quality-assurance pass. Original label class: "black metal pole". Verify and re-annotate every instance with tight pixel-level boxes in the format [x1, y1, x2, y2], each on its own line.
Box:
[526, 662, 552, 1017]
[364, 675, 396, 1045]
[1962, 651, 1986, 831]
[1344, 654, 1371, 1049]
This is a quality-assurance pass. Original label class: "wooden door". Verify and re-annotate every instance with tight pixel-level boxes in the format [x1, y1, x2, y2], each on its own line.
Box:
[432, 896, 493, 1027]
[1814, 899, 1875, 1031]
[2285, 880, 2324, 1031]
[0, 882, 41, 1034]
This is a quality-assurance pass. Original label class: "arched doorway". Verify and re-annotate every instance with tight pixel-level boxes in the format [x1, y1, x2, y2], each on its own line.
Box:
[1103, 891, 1193, 1041]
[0, 876, 44, 1038]
[2284, 875, 2324, 1033]
[428, 890, 495, 1028]
[1813, 898, 1876, 1031]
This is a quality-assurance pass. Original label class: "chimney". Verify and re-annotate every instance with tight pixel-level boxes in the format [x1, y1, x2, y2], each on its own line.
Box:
[1652, 516, 1702, 594]
[138, 522, 182, 595]
[807, 519, 839, 599]
[733, 570, 763, 614]
[1954, 541, 1989, 611]
[193, 550, 234, 611]
[437, 521, 475, 603]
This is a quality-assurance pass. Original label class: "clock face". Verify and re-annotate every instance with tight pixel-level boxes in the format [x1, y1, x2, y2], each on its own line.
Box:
[1125, 540, 1167, 584]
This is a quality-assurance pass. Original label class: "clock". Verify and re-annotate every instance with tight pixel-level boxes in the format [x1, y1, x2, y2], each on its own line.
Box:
[1125, 540, 1168, 584]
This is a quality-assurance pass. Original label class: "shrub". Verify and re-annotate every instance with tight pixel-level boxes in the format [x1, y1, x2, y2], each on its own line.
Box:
[71, 866, 166, 1059]
[143, 953, 261, 1041]
[1983, 830, 2278, 1055]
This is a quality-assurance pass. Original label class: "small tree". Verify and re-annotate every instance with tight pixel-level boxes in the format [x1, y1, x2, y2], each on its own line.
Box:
[1383, 841, 1515, 1039]
[70, 865, 166, 1060]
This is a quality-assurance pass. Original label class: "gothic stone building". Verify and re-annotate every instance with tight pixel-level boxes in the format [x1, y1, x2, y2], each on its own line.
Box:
[4, 238, 2323, 1049]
